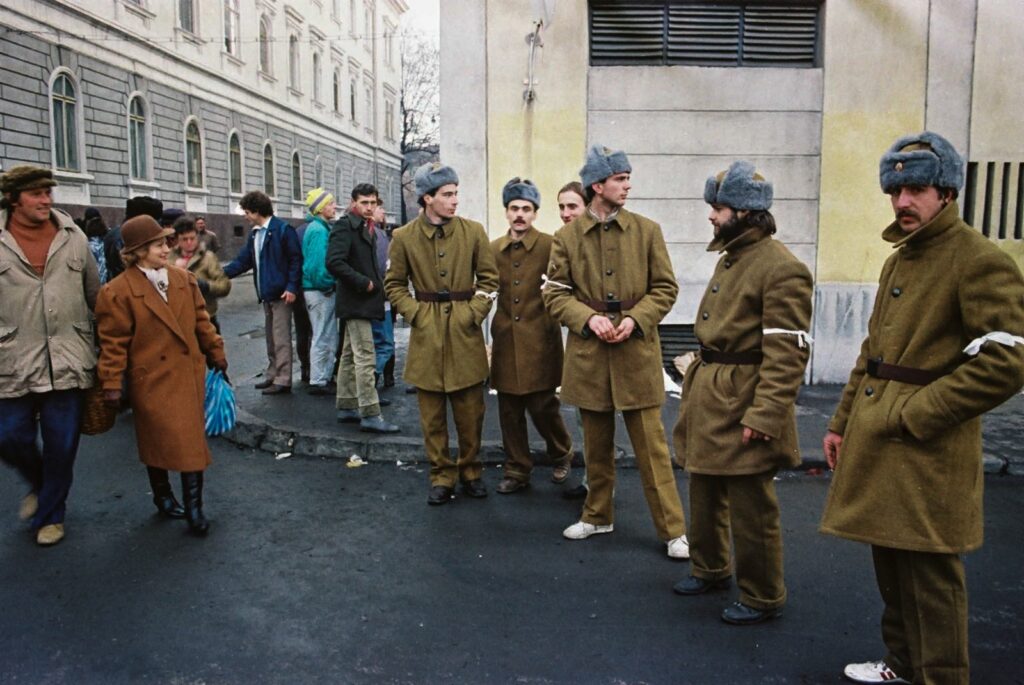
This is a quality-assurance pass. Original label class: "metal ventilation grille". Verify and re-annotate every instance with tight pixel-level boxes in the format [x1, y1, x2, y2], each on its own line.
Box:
[590, 1, 821, 67]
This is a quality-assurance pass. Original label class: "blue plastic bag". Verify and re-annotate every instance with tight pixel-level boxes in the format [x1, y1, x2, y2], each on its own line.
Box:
[204, 369, 237, 436]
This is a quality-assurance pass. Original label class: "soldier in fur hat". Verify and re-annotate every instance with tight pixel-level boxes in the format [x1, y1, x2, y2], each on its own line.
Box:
[821, 132, 1024, 684]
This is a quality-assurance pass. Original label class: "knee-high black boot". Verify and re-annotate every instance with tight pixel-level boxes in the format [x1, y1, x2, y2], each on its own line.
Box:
[180, 471, 209, 536]
[147, 467, 185, 519]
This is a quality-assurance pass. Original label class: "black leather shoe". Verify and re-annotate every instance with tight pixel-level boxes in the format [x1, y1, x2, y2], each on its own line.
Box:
[721, 602, 782, 625]
[427, 485, 453, 506]
[307, 384, 332, 396]
[262, 384, 291, 395]
[405, 385, 417, 394]
[147, 467, 185, 519]
[562, 483, 588, 500]
[254, 378, 274, 389]
[378, 397, 392, 407]
[461, 479, 488, 498]
[496, 477, 528, 494]
[673, 575, 731, 596]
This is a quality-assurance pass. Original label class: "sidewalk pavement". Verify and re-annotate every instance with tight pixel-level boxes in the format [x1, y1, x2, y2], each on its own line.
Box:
[215, 286, 1024, 475]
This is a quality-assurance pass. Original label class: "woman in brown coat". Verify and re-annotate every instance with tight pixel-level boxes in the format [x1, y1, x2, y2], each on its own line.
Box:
[95, 215, 227, 536]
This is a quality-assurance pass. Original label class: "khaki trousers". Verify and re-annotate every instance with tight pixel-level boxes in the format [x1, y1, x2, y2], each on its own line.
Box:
[688, 470, 786, 611]
[263, 299, 293, 386]
[336, 318, 380, 417]
[579, 407, 685, 541]
[872, 546, 968, 685]
[417, 384, 485, 487]
[497, 390, 573, 483]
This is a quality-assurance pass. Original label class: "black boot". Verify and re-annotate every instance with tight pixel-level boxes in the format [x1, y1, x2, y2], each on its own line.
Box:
[180, 471, 210, 536]
[147, 467, 185, 519]
[383, 354, 396, 388]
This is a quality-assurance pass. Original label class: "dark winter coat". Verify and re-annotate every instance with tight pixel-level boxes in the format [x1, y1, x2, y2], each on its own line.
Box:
[326, 211, 385, 321]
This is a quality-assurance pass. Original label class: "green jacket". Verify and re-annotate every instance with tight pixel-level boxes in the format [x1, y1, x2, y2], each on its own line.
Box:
[384, 214, 499, 392]
[543, 207, 678, 412]
[674, 229, 813, 475]
[301, 215, 335, 292]
[170, 245, 231, 316]
[821, 202, 1024, 553]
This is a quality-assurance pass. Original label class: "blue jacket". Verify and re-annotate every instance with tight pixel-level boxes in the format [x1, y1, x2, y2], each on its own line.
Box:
[223, 215, 302, 302]
[300, 215, 335, 291]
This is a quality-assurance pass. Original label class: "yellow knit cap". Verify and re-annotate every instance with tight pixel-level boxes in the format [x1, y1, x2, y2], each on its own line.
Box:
[305, 187, 335, 216]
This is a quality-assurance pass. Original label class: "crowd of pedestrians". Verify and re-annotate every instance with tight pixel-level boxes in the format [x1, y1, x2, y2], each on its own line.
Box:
[3, 128, 1024, 684]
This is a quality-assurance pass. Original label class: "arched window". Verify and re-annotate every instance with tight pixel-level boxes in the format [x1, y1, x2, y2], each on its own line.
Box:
[128, 95, 148, 180]
[291, 151, 302, 201]
[179, 0, 197, 33]
[288, 34, 300, 90]
[224, 0, 240, 56]
[312, 53, 322, 103]
[229, 132, 243, 194]
[334, 163, 342, 197]
[50, 71, 80, 171]
[314, 157, 323, 188]
[333, 70, 341, 113]
[263, 142, 275, 196]
[258, 15, 272, 75]
[185, 118, 204, 188]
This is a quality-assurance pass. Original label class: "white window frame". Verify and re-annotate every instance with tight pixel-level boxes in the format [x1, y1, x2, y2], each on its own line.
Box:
[262, 141, 276, 198]
[126, 92, 153, 181]
[183, 116, 206, 190]
[291, 150, 303, 202]
[312, 51, 323, 104]
[228, 129, 245, 196]
[48, 68, 86, 174]
[288, 34, 302, 93]
[178, 0, 198, 35]
[223, 0, 241, 57]
[258, 14, 274, 77]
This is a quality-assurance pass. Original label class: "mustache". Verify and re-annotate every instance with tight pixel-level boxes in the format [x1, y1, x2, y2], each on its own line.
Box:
[897, 210, 920, 220]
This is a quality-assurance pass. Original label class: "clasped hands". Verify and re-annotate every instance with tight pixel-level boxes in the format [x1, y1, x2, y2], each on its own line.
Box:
[587, 314, 636, 344]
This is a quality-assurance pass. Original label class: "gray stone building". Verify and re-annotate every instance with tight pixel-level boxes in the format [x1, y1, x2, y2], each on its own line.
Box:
[1, 0, 406, 252]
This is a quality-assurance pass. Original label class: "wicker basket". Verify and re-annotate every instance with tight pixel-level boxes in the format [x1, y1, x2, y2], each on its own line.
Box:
[80, 377, 116, 435]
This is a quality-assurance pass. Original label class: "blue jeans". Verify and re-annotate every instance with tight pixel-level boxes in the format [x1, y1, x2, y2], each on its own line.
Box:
[0, 389, 84, 528]
[371, 313, 395, 376]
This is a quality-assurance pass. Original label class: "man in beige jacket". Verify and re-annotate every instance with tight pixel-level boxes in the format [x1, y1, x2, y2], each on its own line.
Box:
[0, 165, 99, 546]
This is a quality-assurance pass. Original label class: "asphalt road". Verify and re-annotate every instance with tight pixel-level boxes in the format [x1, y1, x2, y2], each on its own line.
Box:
[2, 420, 1022, 684]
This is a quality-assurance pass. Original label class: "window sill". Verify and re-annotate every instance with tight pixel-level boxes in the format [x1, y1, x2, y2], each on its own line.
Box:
[123, 1, 156, 20]
[54, 170, 95, 183]
[127, 178, 161, 191]
[175, 27, 204, 46]
[222, 51, 244, 67]
[259, 70, 277, 85]
[288, 86, 304, 98]
[185, 187, 211, 196]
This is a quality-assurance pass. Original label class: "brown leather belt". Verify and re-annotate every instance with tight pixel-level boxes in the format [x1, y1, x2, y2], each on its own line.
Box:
[866, 358, 946, 386]
[700, 346, 763, 365]
[584, 298, 640, 313]
[415, 290, 474, 303]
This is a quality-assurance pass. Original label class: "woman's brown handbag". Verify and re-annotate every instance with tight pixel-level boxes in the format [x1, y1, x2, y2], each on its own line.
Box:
[80, 376, 116, 435]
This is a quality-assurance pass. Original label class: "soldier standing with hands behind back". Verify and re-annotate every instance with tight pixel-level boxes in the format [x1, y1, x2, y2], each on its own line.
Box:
[490, 178, 574, 494]
[544, 145, 688, 559]
[821, 132, 1024, 685]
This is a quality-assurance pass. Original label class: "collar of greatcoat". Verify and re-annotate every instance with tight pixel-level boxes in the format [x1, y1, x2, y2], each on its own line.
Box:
[581, 206, 632, 233]
[706, 226, 770, 255]
[123, 265, 190, 345]
[416, 214, 456, 239]
[497, 226, 540, 252]
[882, 200, 961, 254]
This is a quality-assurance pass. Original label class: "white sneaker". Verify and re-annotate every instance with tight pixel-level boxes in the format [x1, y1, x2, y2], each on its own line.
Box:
[562, 520, 613, 540]
[843, 660, 910, 683]
[666, 535, 690, 559]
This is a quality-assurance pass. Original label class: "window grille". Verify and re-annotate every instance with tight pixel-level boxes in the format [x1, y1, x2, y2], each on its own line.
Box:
[590, 1, 821, 67]
[229, 133, 243, 194]
[963, 161, 1024, 241]
[51, 74, 79, 171]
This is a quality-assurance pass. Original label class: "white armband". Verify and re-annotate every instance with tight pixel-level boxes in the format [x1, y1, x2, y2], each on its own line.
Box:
[763, 328, 814, 348]
[474, 290, 498, 302]
[962, 331, 1024, 356]
[540, 274, 573, 291]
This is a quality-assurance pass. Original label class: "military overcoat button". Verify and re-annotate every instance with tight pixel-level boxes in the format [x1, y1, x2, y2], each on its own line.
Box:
[514, 243, 521, 249]
[514, 316, 520, 321]
[438, 251, 445, 257]
[701, 312, 709, 320]
[602, 225, 610, 231]
[607, 293, 615, 299]
[711, 285, 719, 293]
[513, 262, 520, 267]
[865, 387, 874, 397]
[513, 280, 520, 286]
[440, 270, 447, 276]
[444, 306, 451, 313]
[724, 260, 732, 268]
[606, 269, 613, 276]
[892, 287, 902, 297]
[513, 297, 520, 304]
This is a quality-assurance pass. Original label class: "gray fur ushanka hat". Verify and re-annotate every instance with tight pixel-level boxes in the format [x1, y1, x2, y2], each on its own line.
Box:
[579, 144, 632, 188]
[879, 131, 964, 194]
[501, 178, 541, 208]
[414, 162, 459, 199]
[704, 160, 773, 211]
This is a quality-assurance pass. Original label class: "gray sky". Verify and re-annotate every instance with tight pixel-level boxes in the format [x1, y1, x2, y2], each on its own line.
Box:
[401, 0, 439, 42]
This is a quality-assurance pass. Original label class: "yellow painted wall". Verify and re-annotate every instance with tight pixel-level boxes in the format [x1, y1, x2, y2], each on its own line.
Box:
[484, 0, 588, 237]
[970, 0, 1024, 160]
[816, 1, 929, 283]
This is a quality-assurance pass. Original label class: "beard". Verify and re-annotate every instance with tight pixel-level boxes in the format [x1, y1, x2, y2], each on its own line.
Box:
[714, 213, 748, 244]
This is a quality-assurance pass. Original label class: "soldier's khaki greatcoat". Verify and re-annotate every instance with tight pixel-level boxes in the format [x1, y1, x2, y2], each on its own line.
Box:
[384, 214, 499, 393]
[821, 202, 1024, 554]
[674, 229, 813, 475]
[490, 227, 562, 394]
[543, 208, 677, 411]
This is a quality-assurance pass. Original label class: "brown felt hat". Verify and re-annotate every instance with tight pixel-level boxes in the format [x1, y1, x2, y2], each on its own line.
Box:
[1, 165, 57, 195]
[121, 215, 173, 253]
